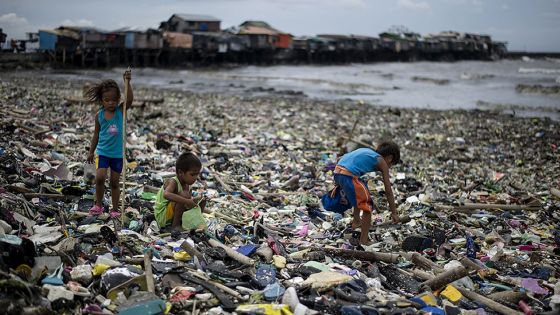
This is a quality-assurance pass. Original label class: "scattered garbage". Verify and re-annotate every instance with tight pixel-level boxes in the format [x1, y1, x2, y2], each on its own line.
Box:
[0, 72, 558, 315]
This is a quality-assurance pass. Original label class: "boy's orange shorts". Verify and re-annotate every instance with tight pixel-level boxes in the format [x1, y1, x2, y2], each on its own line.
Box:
[321, 165, 374, 213]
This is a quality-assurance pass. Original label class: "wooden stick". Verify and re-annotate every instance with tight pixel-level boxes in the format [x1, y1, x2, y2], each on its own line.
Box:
[407, 252, 444, 273]
[422, 266, 468, 291]
[180, 241, 205, 263]
[190, 272, 246, 300]
[208, 238, 255, 266]
[121, 66, 131, 226]
[456, 286, 524, 315]
[487, 291, 527, 305]
[457, 255, 484, 272]
[411, 269, 435, 281]
[214, 211, 248, 225]
[211, 171, 233, 193]
[144, 250, 155, 293]
[317, 247, 401, 263]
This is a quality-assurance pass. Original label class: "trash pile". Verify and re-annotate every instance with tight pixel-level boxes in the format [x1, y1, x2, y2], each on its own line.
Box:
[0, 73, 559, 315]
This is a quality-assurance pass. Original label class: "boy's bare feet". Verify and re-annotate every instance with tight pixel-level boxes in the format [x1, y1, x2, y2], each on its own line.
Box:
[359, 233, 373, 246]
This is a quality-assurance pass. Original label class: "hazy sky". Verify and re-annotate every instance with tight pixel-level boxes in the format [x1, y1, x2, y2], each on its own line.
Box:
[1, 0, 559, 51]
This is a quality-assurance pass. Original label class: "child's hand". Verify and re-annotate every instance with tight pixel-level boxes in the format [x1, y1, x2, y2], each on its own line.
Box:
[87, 153, 95, 164]
[123, 68, 132, 82]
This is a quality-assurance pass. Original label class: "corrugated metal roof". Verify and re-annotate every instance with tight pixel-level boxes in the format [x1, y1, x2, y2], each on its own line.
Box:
[317, 34, 351, 40]
[113, 27, 160, 34]
[39, 29, 80, 40]
[239, 21, 291, 36]
[238, 26, 278, 36]
[174, 14, 220, 22]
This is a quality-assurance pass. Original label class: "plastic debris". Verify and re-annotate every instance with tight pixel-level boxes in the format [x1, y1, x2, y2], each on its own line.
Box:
[0, 71, 558, 315]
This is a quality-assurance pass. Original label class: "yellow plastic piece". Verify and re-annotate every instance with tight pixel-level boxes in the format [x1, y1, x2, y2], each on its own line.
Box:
[441, 285, 462, 302]
[173, 250, 192, 261]
[92, 264, 111, 276]
[236, 304, 293, 315]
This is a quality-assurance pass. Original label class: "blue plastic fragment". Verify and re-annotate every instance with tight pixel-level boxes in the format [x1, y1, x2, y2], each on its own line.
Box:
[237, 244, 258, 257]
[409, 297, 427, 308]
[263, 282, 285, 301]
[118, 298, 166, 315]
[421, 306, 446, 315]
[253, 264, 277, 289]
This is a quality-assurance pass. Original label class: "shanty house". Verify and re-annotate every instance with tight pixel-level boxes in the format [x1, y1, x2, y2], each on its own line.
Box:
[317, 34, 356, 50]
[236, 21, 292, 49]
[160, 14, 221, 33]
[38, 28, 80, 51]
[114, 27, 163, 49]
[192, 32, 247, 53]
[162, 32, 193, 49]
[53, 26, 124, 49]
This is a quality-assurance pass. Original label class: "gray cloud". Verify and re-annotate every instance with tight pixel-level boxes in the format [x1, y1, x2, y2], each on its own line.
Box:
[398, 0, 431, 11]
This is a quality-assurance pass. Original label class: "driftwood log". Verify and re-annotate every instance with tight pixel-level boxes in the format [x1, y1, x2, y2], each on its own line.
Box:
[208, 238, 255, 266]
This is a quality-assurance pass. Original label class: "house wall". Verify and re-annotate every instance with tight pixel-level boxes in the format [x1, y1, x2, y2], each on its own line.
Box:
[169, 16, 220, 33]
[39, 31, 57, 51]
[163, 32, 193, 48]
[125, 33, 163, 49]
[274, 34, 292, 49]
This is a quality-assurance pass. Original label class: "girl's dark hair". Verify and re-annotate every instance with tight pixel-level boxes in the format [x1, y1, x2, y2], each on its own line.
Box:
[376, 141, 401, 164]
[84, 79, 120, 104]
[176, 152, 202, 172]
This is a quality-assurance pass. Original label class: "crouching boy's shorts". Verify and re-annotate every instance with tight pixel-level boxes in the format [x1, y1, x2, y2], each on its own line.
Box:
[321, 165, 374, 214]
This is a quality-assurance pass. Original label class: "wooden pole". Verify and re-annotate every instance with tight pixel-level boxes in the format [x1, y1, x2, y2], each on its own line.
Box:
[144, 250, 155, 293]
[121, 66, 131, 226]
[208, 238, 255, 266]
[456, 286, 524, 315]
[317, 247, 401, 263]
[421, 266, 468, 291]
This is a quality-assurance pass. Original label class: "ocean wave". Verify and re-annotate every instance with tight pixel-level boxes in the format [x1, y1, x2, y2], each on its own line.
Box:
[518, 67, 560, 74]
[515, 84, 560, 96]
[545, 57, 560, 64]
[460, 72, 495, 80]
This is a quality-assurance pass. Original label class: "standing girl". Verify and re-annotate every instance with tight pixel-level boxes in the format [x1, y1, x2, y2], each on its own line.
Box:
[86, 69, 133, 218]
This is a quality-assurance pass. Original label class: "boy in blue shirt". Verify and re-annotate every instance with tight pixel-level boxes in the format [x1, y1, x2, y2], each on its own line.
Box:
[322, 141, 401, 245]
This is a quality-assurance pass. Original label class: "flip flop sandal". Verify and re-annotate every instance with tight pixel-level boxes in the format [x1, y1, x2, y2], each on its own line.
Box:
[88, 205, 104, 216]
